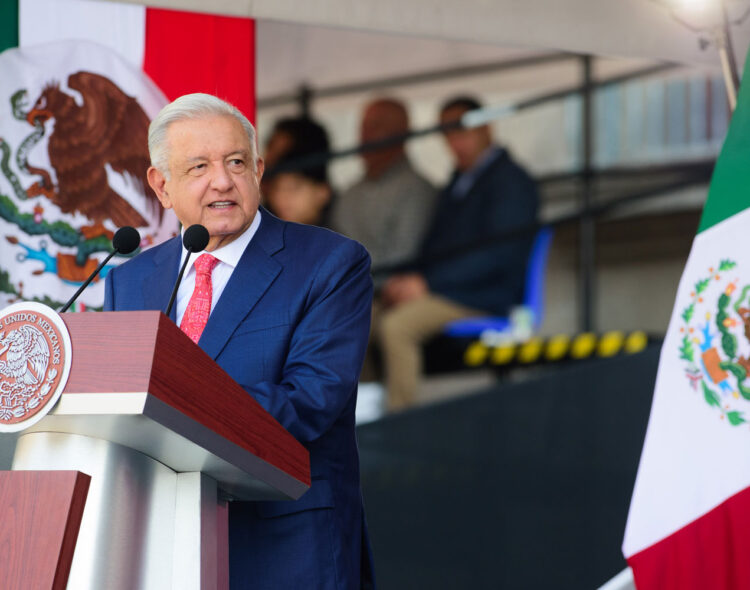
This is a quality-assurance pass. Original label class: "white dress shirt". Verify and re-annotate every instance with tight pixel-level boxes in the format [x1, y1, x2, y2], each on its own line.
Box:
[175, 210, 262, 326]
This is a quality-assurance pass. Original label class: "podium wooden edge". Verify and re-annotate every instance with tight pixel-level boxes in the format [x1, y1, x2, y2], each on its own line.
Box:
[53, 471, 90, 589]
[59, 311, 311, 492]
[0, 470, 90, 590]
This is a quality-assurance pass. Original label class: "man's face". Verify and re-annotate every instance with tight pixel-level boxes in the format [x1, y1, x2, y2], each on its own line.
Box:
[148, 115, 264, 251]
[440, 105, 491, 173]
[267, 172, 330, 226]
[359, 102, 406, 178]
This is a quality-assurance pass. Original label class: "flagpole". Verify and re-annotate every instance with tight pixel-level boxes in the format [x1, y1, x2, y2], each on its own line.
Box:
[717, 0, 740, 111]
[653, 0, 744, 112]
[718, 41, 739, 110]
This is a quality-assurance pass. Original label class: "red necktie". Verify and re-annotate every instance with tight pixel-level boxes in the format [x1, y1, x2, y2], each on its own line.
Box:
[180, 253, 220, 343]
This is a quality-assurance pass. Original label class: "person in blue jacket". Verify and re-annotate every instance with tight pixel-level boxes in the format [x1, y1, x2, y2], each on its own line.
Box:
[103, 93, 375, 590]
[377, 95, 539, 411]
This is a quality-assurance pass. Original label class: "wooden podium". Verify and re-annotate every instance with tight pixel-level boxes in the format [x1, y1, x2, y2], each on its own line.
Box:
[1, 311, 310, 590]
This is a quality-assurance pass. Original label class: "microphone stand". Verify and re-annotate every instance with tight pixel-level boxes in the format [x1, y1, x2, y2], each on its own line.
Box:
[60, 249, 120, 313]
[165, 249, 196, 318]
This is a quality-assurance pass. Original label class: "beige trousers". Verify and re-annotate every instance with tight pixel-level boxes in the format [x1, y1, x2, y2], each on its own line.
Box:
[374, 294, 482, 412]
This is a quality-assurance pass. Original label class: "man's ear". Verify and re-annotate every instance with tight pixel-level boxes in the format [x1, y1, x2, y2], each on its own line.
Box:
[147, 166, 172, 209]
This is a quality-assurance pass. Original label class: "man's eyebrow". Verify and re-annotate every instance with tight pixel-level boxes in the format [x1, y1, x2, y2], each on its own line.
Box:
[225, 149, 250, 158]
[183, 150, 249, 164]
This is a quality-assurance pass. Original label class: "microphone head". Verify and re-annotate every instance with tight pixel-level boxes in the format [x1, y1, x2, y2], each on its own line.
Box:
[183, 224, 210, 252]
[112, 226, 141, 254]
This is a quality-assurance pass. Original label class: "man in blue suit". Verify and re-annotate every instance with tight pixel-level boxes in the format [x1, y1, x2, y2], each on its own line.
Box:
[377, 95, 538, 411]
[103, 93, 375, 589]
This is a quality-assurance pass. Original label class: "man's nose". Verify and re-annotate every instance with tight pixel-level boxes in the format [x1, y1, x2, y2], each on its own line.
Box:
[210, 163, 234, 191]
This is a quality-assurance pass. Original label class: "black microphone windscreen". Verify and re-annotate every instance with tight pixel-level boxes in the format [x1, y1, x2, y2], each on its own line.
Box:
[183, 224, 210, 252]
[112, 226, 141, 254]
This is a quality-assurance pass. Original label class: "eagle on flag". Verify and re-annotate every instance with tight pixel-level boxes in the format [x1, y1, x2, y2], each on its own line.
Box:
[25, 71, 162, 235]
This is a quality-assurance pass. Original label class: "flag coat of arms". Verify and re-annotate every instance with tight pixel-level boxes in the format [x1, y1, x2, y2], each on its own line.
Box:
[623, 49, 750, 588]
[0, 40, 177, 310]
[0, 0, 256, 310]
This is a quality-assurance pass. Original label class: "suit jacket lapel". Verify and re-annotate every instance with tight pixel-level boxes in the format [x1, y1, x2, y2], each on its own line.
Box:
[143, 236, 182, 321]
[199, 211, 285, 360]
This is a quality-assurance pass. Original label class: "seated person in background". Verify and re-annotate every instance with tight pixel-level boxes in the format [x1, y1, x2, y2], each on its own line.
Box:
[331, 97, 435, 279]
[264, 145, 334, 228]
[376, 95, 539, 412]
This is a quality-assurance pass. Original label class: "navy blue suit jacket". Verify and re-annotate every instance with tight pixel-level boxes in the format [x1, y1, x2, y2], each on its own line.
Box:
[103, 210, 375, 589]
[419, 148, 538, 316]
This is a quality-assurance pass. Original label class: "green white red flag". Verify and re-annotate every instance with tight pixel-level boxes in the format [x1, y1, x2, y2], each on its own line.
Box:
[0, 0, 255, 310]
[623, 46, 750, 589]
[18, 0, 256, 117]
[0, 39, 176, 309]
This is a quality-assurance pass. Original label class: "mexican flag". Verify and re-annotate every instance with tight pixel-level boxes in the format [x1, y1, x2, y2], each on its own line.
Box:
[0, 0, 255, 310]
[6, 0, 256, 117]
[623, 47, 750, 588]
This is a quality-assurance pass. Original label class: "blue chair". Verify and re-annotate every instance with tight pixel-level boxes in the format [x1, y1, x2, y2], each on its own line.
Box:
[442, 227, 554, 337]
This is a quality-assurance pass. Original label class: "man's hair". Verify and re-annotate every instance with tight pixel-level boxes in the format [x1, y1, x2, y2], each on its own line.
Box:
[440, 95, 483, 116]
[148, 93, 257, 178]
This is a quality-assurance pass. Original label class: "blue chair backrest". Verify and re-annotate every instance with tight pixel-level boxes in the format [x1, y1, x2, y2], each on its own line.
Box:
[523, 226, 554, 329]
[442, 226, 554, 337]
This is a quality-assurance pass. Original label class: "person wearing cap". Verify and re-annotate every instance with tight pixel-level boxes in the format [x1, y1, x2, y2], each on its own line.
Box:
[377, 95, 539, 411]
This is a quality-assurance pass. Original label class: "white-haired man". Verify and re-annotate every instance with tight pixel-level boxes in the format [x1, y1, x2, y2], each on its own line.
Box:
[104, 93, 375, 589]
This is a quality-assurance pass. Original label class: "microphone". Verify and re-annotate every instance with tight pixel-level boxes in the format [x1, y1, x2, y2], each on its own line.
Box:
[60, 226, 141, 313]
[164, 224, 210, 318]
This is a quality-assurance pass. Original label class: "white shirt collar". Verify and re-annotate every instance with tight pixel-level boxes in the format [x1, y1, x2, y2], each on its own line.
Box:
[180, 209, 262, 270]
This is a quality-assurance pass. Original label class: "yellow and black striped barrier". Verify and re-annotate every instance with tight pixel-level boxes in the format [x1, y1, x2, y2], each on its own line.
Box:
[462, 330, 653, 368]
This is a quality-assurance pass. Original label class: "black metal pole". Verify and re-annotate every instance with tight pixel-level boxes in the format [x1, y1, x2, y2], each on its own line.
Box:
[267, 62, 677, 180]
[257, 53, 575, 109]
[579, 55, 596, 333]
[297, 84, 313, 118]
